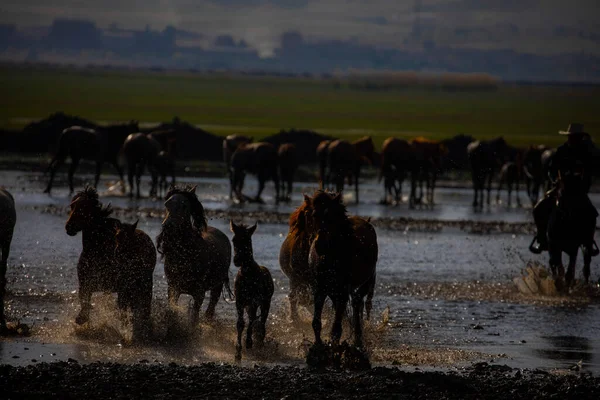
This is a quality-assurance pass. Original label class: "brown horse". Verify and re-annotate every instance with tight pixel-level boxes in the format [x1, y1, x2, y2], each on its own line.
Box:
[45, 122, 139, 195]
[0, 188, 16, 332]
[223, 135, 253, 199]
[467, 137, 510, 209]
[114, 220, 157, 341]
[409, 137, 447, 208]
[121, 133, 162, 199]
[278, 143, 298, 202]
[379, 137, 412, 205]
[157, 185, 232, 326]
[326, 137, 375, 204]
[65, 187, 154, 342]
[230, 142, 280, 204]
[230, 221, 274, 361]
[496, 162, 522, 207]
[316, 140, 332, 189]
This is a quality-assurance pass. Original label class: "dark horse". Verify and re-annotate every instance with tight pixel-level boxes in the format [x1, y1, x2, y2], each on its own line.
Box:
[541, 148, 557, 192]
[121, 133, 162, 199]
[223, 135, 253, 199]
[467, 137, 509, 208]
[379, 137, 412, 205]
[157, 185, 232, 326]
[326, 137, 375, 204]
[496, 161, 521, 207]
[409, 138, 447, 208]
[230, 142, 280, 204]
[0, 188, 16, 332]
[65, 187, 155, 341]
[230, 221, 274, 361]
[523, 145, 547, 206]
[45, 122, 139, 195]
[278, 143, 298, 202]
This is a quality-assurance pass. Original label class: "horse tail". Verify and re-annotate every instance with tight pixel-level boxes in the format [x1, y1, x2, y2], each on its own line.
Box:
[45, 131, 71, 175]
[222, 273, 235, 303]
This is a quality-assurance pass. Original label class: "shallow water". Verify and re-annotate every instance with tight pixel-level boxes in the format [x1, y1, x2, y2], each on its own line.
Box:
[2, 170, 600, 373]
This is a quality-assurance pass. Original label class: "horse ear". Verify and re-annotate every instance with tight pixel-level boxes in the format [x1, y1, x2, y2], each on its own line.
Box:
[131, 219, 139, 232]
[248, 222, 258, 235]
[303, 194, 311, 205]
[189, 185, 197, 194]
[229, 220, 236, 233]
[333, 192, 343, 203]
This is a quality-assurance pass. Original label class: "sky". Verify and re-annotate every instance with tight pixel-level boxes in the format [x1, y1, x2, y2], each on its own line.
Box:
[1, 0, 599, 57]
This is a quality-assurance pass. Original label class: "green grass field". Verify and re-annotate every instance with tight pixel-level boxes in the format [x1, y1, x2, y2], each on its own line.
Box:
[1, 65, 599, 149]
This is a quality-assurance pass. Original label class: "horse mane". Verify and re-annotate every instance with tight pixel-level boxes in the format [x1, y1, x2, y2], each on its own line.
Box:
[72, 186, 113, 217]
[289, 200, 311, 236]
[165, 185, 207, 232]
[311, 190, 353, 235]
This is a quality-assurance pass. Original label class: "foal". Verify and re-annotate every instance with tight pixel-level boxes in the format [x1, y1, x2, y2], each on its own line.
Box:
[230, 221, 274, 361]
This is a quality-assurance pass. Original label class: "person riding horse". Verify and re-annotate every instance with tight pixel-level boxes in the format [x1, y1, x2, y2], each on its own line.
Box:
[530, 123, 599, 256]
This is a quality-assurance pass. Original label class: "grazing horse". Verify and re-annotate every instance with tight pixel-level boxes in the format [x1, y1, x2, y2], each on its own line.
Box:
[327, 136, 375, 204]
[523, 145, 547, 206]
[467, 137, 509, 208]
[156, 185, 232, 325]
[316, 140, 332, 189]
[45, 122, 139, 195]
[0, 188, 16, 331]
[223, 135, 253, 199]
[379, 137, 412, 205]
[496, 162, 521, 207]
[114, 220, 157, 340]
[306, 191, 378, 348]
[230, 221, 274, 361]
[409, 138, 446, 208]
[278, 143, 298, 202]
[230, 142, 280, 204]
[121, 133, 162, 199]
[65, 187, 154, 342]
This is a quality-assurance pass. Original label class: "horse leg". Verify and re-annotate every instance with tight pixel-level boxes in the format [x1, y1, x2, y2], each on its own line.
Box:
[507, 179, 513, 207]
[44, 156, 66, 194]
[355, 167, 360, 204]
[246, 305, 258, 350]
[94, 160, 104, 190]
[429, 171, 437, 205]
[0, 238, 11, 330]
[565, 252, 577, 289]
[312, 291, 326, 345]
[583, 251, 592, 284]
[549, 247, 564, 290]
[256, 300, 270, 346]
[515, 175, 521, 207]
[132, 287, 152, 343]
[112, 161, 126, 190]
[330, 294, 348, 346]
[75, 284, 92, 325]
[68, 158, 81, 195]
[190, 294, 204, 327]
[486, 169, 493, 206]
[289, 280, 300, 323]
[235, 302, 245, 361]
[135, 160, 145, 199]
[255, 171, 266, 202]
[496, 175, 503, 204]
[204, 283, 223, 321]
[365, 278, 375, 321]
[273, 168, 281, 204]
[351, 294, 365, 348]
[127, 160, 136, 198]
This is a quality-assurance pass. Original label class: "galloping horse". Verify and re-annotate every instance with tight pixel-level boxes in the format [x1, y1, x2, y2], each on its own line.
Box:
[0, 188, 16, 331]
[230, 142, 280, 204]
[121, 133, 162, 198]
[157, 185, 232, 325]
[223, 135, 253, 199]
[316, 140, 332, 190]
[45, 122, 139, 194]
[230, 221, 274, 361]
[467, 137, 509, 208]
[409, 138, 446, 208]
[379, 137, 412, 205]
[523, 145, 547, 206]
[65, 187, 154, 342]
[327, 136, 375, 204]
[278, 143, 298, 202]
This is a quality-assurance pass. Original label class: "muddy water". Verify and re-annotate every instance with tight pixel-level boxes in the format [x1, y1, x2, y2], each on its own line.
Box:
[2, 170, 600, 373]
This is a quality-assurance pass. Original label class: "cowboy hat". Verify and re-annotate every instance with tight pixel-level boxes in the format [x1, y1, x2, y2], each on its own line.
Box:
[559, 123, 587, 135]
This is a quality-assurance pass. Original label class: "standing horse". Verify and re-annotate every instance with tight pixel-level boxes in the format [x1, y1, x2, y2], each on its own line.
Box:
[316, 140, 332, 189]
[65, 187, 154, 342]
[278, 143, 298, 202]
[306, 191, 378, 348]
[379, 137, 412, 205]
[0, 188, 16, 331]
[496, 162, 521, 207]
[327, 136, 375, 204]
[523, 145, 547, 206]
[156, 185, 232, 326]
[467, 137, 509, 208]
[230, 221, 274, 361]
[45, 122, 139, 194]
[155, 151, 176, 199]
[230, 142, 280, 204]
[121, 133, 162, 199]
[409, 138, 446, 208]
[223, 135, 253, 199]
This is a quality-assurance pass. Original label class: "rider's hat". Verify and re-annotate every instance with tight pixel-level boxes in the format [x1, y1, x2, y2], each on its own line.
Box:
[559, 123, 587, 135]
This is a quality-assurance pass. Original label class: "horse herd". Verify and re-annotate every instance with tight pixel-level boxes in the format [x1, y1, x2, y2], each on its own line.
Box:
[0, 184, 377, 363]
[41, 122, 568, 210]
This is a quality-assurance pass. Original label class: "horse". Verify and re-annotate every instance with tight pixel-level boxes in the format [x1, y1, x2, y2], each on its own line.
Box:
[379, 137, 412, 205]
[523, 145, 547, 206]
[306, 191, 378, 348]
[0, 188, 16, 332]
[326, 136, 375, 204]
[541, 148, 557, 192]
[65, 187, 154, 342]
[279, 193, 377, 325]
[230, 221, 274, 361]
[467, 137, 509, 208]
[496, 162, 521, 207]
[121, 133, 162, 198]
[155, 151, 176, 199]
[223, 135, 253, 199]
[230, 142, 280, 204]
[114, 220, 157, 341]
[44, 122, 139, 195]
[156, 185, 232, 326]
[316, 140, 332, 189]
[278, 143, 298, 202]
[409, 138, 446, 208]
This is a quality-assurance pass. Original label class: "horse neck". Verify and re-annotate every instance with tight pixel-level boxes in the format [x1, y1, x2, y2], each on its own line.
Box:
[82, 217, 117, 249]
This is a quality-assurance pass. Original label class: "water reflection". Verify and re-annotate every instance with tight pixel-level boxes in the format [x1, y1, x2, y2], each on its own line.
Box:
[536, 336, 595, 369]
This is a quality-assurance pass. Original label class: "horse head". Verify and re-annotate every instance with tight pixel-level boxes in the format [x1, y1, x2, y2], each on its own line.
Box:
[65, 187, 112, 236]
[163, 185, 206, 231]
[308, 190, 349, 234]
[230, 221, 257, 267]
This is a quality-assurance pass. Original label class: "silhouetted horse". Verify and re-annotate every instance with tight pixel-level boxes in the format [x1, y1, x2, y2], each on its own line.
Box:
[467, 137, 509, 208]
[121, 133, 162, 199]
[230, 221, 274, 361]
[409, 138, 446, 208]
[155, 151, 176, 199]
[45, 122, 139, 194]
[379, 137, 412, 205]
[523, 145, 547, 206]
[279, 193, 377, 325]
[230, 142, 280, 204]
[316, 140, 332, 189]
[496, 162, 521, 206]
[541, 148, 557, 192]
[306, 191, 378, 348]
[278, 143, 298, 202]
[327, 137, 375, 204]
[157, 185, 232, 326]
[65, 187, 154, 342]
[0, 188, 16, 332]
[223, 135, 253, 199]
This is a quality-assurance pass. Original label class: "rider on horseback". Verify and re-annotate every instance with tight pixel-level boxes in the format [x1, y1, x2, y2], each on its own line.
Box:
[530, 123, 599, 256]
